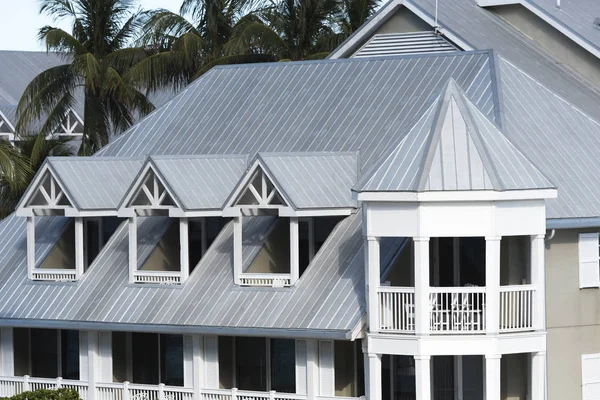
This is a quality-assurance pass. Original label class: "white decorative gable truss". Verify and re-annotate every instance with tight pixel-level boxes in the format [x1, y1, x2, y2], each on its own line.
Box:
[55, 109, 84, 137]
[0, 109, 15, 142]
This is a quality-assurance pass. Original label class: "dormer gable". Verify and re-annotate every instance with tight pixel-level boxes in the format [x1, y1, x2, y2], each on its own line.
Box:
[0, 108, 15, 142]
[16, 163, 76, 217]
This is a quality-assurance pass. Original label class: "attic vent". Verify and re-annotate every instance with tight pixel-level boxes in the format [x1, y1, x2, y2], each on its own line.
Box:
[594, 17, 600, 29]
[352, 32, 459, 59]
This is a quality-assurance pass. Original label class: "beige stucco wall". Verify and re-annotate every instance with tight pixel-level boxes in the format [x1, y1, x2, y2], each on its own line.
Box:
[545, 228, 600, 400]
[488, 4, 600, 87]
[374, 6, 431, 35]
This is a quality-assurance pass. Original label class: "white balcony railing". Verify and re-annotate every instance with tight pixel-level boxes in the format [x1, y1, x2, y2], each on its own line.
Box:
[133, 270, 182, 285]
[499, 285, 536, 332]
[378, 287, 415, 333]
[377, 285, 538, 335]
[0, 377, 338, 400]
[239, 273, 291, 287]
[429, 287, 486, 334]
[31, 269, 77, 282]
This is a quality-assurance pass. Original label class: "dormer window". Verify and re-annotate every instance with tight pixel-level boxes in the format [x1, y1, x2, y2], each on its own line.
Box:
[224, 153, 357, 287]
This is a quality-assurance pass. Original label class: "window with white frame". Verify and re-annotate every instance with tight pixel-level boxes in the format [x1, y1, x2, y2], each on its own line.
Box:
[13, 328, 80, 380]
[582, 354, 600, 400]
[578, 233, 600, 289]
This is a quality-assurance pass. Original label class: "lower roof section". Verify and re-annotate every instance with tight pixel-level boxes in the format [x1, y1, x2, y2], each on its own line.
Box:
[0, 212, 379, 339]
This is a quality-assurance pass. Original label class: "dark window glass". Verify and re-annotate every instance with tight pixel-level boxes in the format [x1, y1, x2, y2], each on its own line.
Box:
[31, 329, 58, 378]
[356, 341, 365, 396]
[61, 330, 80, 380]
[112, 332, 128, 382]
[102, 217, 124, 244]
[271, 339, 295, 393]
[459, 238, 486, 286]
[235, 337, 266, 391]
[392, 355, 415, 400]
[189, 220, 203, 271]
[86, 220, 101, 267]
[432, 356, 454, 400]
[132, 333, 159, 384]
[160, 335, 183, 386]
[218, 337, 234, 389]
[13, 328, 30, 376]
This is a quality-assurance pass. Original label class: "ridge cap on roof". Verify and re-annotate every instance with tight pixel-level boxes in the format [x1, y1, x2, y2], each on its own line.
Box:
[149, 153, 248, 161]
[258, 151, 359, 158]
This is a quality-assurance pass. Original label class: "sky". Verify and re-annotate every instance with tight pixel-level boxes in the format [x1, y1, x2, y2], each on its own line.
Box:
[0, 0, 183, 51]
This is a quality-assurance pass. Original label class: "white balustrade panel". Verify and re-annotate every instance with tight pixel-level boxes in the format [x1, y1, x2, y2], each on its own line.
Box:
[378, 287, 415, 333]
[429, 287, 486, 333]
[96, 383, 124, 400]
[0, 377, 24, 397]
[31, 269, 77, 282]
[239, 274, 291, 287]
[500, 285, 536, 332]
[133, 271, 182, 285]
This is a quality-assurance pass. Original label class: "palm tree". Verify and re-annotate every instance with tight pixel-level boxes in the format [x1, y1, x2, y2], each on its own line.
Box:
[17, 0, 156, 156]
[131, 0, 274, 92]
[0, 135, 73, 219]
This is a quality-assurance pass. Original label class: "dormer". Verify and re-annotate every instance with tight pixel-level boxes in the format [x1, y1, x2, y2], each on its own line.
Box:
[223, 153, 359, 287]
[0, 107, 15, 143]
[118, 155, 248, 285]
[16, 157, 143, 281]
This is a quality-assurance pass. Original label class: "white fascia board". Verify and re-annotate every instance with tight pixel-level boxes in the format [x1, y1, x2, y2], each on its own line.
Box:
[329, 0, 404, 59]
[477, 0, 519, 5]
[357, 188, 557, 202]
[279, 208, 354, 217]
[64, 209, 119, 217]
[169, 209, 223, 218]
[518, 1, 600, 59]
[547, 217, 600, 229]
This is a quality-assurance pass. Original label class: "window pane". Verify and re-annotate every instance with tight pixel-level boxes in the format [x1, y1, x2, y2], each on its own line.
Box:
[13, 328, 30, 376]
[132, 333, 159, 384]
[160, 335, 183, 386]
[334, 341, 354, 396]
[271, 339, 295, 393]
[112, 332, 128, 382]
[31, 329, 58, 378]
[61, 330, 80, 380]
[218, 336, 234, 389]
[235, 337, 266, 391]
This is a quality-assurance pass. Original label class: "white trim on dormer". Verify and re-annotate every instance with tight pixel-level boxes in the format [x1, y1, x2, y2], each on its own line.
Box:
[55, 109, 84, 136]
[0, 109, 15, 144]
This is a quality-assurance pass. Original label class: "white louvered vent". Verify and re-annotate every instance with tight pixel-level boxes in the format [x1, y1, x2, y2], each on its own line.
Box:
[352, 31, 459, 58]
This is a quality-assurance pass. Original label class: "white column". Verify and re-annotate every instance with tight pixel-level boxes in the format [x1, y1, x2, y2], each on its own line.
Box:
[366, 236, 380, 332]
[0, 327, 14, 376]
[233, 217, 242, 285]
[27, 216, 35, 279]
[180, 218, 190, 282]
[486, 237, 501, 335]
[306, 340, 319, 400]
[128, 215, 137, 284]
[75, 217, 84, 278]
[531, 351, 546, 400]
[531, 235, 546, 330]
[415, 355, 431, 400]
[192, 336, 204, 400]
[414, 237, 430, 335]
[290, 217, 300, 284]
[485, 355, 501, 400]
[88, 332, 99, 400]
[367, 353, 382, 400]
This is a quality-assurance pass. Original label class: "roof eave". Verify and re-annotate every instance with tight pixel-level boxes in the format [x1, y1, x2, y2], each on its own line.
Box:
[356, 188, 557, 202]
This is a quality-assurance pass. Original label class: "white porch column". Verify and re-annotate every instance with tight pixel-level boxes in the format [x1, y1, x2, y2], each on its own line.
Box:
[485, 237, 501, 335]
[415, 355, 431, 400]
[87, 332, 100, 400]
[128, 215, 137, 284]
[290, 217, 300, 284]
[75, 217, 84, 278]
[367, 353, 382, 400]
[233, 217, 242, 285]
[485, 354, 501, 400]
[531, 351, 547, 400]
[306, 340, 319, 400]
[0, 327, 14, 376]
[27, 216, 35, 279]
[531, 235, 546, 330]
[414, 237, 430, 335]
[192, 335, 204, 399]
[366, 236, 380, 332]
[180, 218, 190, 282]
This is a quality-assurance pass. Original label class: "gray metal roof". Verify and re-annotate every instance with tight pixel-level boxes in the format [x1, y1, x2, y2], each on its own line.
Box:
[523, 0, 600, 55]
[353, 31, 458, 58]
[151, 155, 248, 210]
[47, 157, 144, 210]
[354, 79, 553, 192]
[0, 211, 401, 337]
[259, 153, 358, 209]
[98, 51, 500, 174]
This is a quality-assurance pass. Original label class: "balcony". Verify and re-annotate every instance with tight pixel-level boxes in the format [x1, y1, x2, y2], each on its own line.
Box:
[239, 273, 292, 287]
[377, 285, 536, 334]
[132, 270, 182, 285]
[31, 269, 78, 282]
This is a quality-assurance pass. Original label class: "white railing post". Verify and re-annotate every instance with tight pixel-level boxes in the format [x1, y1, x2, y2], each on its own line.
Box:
[366, 237, 380, 332]
[123, 381, 130, 400]
[531, 234, 546, 331]
[232, 387, 238, 400]
[23, 375, 30, 392]
[486, 237, 501, 335]
[56, 377, 63, 389]
[269, 390, 276, 400]
[159, 383, 166, 400]
[414, 237, 430, 335]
